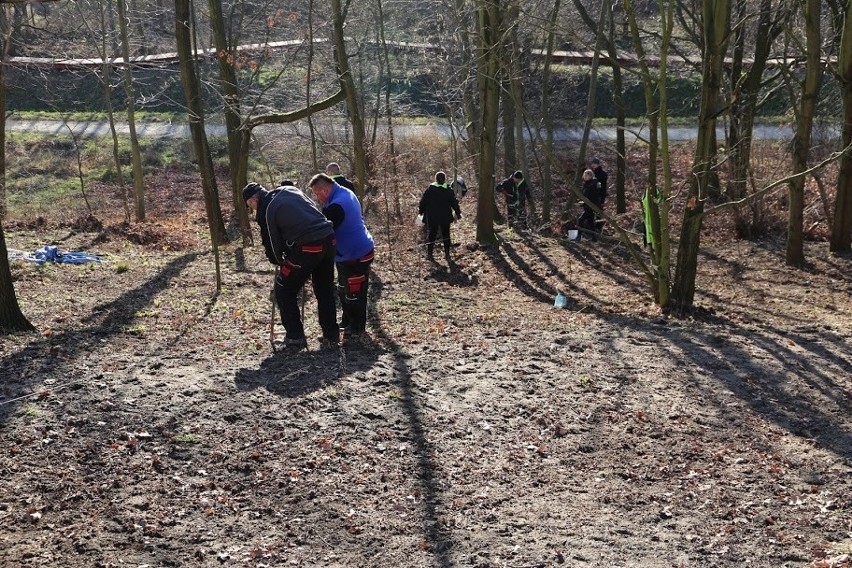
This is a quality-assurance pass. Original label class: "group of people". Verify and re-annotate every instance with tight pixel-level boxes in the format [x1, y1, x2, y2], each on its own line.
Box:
[243, 162, 373, 351]
[246, 157, 609, 351]
[416, 157, 608, 261]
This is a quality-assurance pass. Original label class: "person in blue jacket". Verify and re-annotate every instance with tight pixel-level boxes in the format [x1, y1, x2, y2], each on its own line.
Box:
[243, 182, 339, 350]
[308, 173, 375, 341]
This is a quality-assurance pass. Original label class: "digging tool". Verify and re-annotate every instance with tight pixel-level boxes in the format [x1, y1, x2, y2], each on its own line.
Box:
[269, 282, 279, 352]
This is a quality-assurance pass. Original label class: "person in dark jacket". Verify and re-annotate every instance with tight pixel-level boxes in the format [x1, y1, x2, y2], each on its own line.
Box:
[577, 169, 603, 241]
[590, 157, 608, 206]
[325, 162, 356, 192]
[497, 170, 531, 229]
[419, 171, 462, 262]
[308, 173, 375, 342]
[590, 157, 608, 237]
[243, 182, 339, 350]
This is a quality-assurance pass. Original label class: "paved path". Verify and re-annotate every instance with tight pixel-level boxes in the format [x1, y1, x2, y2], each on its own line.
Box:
[6, 118, 825, 142]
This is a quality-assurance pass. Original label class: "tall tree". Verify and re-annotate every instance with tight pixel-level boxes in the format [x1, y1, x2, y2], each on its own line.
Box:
[575, 0, 607, 187]
[115, 0, 146, 222]
[672, 0, 731, 310]
[331, 0, 368, 198]
[0, 5, 34, 333]
[207, 0, 251, 239]
[832, 0, 852, 252]
[538, 0, 561, 225]
[175, 0, 226, 291]
[786, 0, 821, 265]
[475, 0, 501, 244]
[623, 0, 671, 306]
[573, 0, 627, 213]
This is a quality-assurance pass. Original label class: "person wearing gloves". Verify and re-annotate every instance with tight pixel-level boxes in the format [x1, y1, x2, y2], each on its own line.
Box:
[243, 181, 339, 350]
[418, 171, 462, 262]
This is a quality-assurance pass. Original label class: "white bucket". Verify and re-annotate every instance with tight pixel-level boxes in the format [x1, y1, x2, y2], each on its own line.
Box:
[567, 229, 579, 240]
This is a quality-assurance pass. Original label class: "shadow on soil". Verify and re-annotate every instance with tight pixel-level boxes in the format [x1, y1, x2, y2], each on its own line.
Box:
[233, 272, 454, 566]
[483, 232, 850, 466]
[0, 252, 199, 426]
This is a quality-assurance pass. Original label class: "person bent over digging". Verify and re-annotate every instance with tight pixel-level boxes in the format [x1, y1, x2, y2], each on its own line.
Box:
[309, 173, 375, 346]
[243, 181, 340, 350]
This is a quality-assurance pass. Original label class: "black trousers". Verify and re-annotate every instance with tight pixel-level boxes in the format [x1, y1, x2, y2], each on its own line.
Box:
[578, 205, 597, 241]
[274, 234, 339, 342]
[337, 250, 374, 334]
[426, 223, 452, 256]
[507, 201, 527, 228]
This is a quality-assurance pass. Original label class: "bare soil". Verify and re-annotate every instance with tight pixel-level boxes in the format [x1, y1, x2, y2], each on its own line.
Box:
[1, 179, 851, 568]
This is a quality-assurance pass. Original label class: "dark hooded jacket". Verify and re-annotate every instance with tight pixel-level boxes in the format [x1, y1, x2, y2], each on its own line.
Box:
[419, 182, 461, 226]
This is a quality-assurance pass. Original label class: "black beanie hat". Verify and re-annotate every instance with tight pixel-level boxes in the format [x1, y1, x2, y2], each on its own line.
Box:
[243, 182, 263, 203]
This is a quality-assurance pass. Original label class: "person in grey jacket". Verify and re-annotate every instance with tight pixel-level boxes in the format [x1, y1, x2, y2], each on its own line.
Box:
[243, 182, 339, 350]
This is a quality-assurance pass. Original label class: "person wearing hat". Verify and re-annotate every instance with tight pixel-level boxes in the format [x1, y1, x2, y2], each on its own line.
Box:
[589, 157, 608, 206]
[243, 181, 339, 350]
[325, 162, 356, 192]
[308, 173, 375, 344]
[418, 171, 462, 262]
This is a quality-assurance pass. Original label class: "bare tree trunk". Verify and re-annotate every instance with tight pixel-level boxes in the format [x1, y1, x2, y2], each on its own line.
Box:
[116, 0, 146, 222]
[476, 0, 501, 244]
[539, 0, 560, 226]
[307, 0, 319, 172]
[331, 0, 368, 198]
[786, 0, 820, 265]
[575, 0, 627, 214]
[672, 0, 731, 310]
[175, 0, 225, 291]
[607, 2, 627, 215]
[576, 0, 607, 187]
[832, 0, 852, 252]
[728, 0, 785, 237]
[376, 0, 400, 217]
[0, 16, 34, 333]
[625, 0, 668, 306]
[208, 0, 250, 241]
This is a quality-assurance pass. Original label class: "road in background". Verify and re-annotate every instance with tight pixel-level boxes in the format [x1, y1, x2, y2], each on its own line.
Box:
[6, 118, 833, 142]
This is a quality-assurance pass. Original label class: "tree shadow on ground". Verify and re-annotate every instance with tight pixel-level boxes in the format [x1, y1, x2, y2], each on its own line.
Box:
[234, 271, 454, 566]
[0, 252, 200, 426]
[480, 240, 556, 304]
[368, 271, 455, 568]
[584, 306, 852, 464]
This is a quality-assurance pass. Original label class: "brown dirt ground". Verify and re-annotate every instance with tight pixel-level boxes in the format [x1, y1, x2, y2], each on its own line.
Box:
[1, 177, 851, 568]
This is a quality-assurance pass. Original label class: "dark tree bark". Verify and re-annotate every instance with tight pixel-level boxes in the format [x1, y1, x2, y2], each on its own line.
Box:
[672, 0, 731, 310]
[786, 0, 820, 265]
[833, 0, 852, 252]
[0, 9, 33, 333]
[174, 0, 227, 247]
[475, 0, 501, 244]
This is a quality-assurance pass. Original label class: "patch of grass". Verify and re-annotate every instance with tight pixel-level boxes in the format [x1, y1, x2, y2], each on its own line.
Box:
[173, 433, 200, 444]
[23, 406, 40, 417]
[114, 261, 130, 274]
[124, 323, 147, 335]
